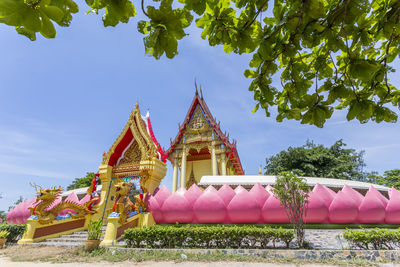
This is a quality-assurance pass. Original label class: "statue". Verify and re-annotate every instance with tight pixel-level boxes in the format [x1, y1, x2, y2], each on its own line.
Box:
[29, 183, 98, 225]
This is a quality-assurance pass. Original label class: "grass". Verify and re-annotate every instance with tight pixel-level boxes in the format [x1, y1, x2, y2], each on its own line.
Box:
[0, 245, 394, 266]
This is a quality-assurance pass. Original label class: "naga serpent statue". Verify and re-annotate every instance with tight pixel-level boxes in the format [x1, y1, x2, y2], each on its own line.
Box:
[108, 179, 147, 224]
[29, 184, 99, 225]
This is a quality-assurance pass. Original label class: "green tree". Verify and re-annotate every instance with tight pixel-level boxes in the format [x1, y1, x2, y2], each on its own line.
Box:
[273, 171, 310, 248]
[264, 139, 367, 180]
[67, 172, 95, 190]
[1, 0, 400, 127]
[367, 169, 400, 189]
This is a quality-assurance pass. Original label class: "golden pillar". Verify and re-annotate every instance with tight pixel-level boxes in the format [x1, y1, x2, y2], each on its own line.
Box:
[172, 156, 179, 192]
[180, 145, 187, 188]
[221, 152, 227, 176]
[211, 141, 217, 176]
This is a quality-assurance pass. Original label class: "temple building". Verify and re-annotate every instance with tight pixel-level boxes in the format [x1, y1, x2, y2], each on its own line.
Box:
[167, 88, 244, 192]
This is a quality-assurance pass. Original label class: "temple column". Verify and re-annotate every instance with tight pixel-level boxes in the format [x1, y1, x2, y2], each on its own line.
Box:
[172, 156, 179, 193]
[180, 145, 187, 188]
[211, 141, 217, 176]
[221, 152, 227, 176]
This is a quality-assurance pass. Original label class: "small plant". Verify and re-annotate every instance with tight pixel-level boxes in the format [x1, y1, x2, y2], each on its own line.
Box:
[0, 223, 25, 242]
[87, 219, 103, 240]
[0, 230, 9, 239]
[273, 171, 311, 248]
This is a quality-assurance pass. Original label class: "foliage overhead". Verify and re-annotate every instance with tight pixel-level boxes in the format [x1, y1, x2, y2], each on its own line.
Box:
[67, 172, 95, 190]
[1, 0, 400, 126]
[264, 139, 367, 181]
[273, 171, 310, 248]
[367, 169, 400, 189]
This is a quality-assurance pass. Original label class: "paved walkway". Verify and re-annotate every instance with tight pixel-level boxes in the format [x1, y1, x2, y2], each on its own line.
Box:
[305, 229, 348, 249]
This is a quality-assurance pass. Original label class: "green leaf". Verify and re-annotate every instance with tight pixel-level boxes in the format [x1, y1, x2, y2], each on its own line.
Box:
[349, 60, 381, 82]
[15, 26, 36, 40]
[40, 15, 56, 38]
[42, 6, 64, 23]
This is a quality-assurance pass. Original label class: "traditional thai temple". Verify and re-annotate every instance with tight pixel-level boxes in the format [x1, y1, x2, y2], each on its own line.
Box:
[14, 86, 398, 248]
[167, 88, 244, 192]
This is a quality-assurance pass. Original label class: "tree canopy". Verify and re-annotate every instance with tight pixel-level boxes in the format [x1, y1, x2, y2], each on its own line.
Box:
[264, 139, 367, 180]
[367, 169, 400, 189]
[1, 0, 400, 126]
[66, 172, 95, 190]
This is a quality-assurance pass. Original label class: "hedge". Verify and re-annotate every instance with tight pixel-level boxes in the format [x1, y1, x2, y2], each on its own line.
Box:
[123, 225, 294, 249]
[343, 228, 400, 250]
[0, 223, 26, 242]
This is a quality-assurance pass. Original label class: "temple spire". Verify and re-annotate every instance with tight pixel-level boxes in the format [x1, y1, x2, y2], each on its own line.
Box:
[194, 79, 199, 95]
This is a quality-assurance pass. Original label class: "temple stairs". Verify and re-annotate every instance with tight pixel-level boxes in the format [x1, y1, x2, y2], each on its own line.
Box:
[28, 227, 125, 247]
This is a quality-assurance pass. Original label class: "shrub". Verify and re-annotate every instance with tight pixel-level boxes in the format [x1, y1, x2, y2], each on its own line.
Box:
[343, 228, 400, 250]
[87, 219, 103, 240]
[0, 230, 9, 239]
[123, 225, 294, 249]
[0, 223, 25, 242]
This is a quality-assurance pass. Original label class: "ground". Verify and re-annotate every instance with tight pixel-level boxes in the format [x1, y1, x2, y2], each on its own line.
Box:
[0, 245, 398, 267]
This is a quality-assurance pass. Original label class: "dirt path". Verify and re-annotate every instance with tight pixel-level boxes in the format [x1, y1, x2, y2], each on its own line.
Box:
[0, 256, 345, 267]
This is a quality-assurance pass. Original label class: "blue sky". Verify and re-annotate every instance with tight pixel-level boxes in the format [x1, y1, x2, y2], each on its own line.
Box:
[0, 4, 399, 211]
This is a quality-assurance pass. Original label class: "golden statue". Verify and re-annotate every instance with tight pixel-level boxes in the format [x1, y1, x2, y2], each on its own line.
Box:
[29, 184, 98, 225]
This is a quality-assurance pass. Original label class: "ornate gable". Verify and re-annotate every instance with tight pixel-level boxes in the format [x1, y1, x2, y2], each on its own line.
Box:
[102, 102, 164, 171]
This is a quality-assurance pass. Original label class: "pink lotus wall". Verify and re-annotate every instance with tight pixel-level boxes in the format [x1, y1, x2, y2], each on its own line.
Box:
[148, 183, 396, 225]
[6, 193, 98, 225]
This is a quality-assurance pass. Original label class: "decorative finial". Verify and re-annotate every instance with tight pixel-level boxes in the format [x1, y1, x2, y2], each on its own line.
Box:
[135, 100, 139, 109]
[194, 78, 199, 95]
[200, 86, 204, 99]
[259, 166, 262, 175]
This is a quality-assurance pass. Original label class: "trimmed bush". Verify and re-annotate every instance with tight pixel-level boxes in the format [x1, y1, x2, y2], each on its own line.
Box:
[123, 225, 294, 249]
[343, 228, 400, 250]
[0, 223, 26, 242]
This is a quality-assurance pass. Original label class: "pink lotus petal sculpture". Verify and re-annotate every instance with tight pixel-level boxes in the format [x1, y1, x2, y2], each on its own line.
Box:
[175, 187, 187, 195]
[234, 185, 246, 194]
[21, 200, 31, 224]
[265, 185, 274, 194]
[368, 186, 389, 207]
[227, 189, 260, 223]
[328, 190, 358, 224]
[312, 184, 336, 207]
[204, 185, 217, 193]
[193, 190, 226, 223]
[60, 192, 80, 215]
[6, 208, 15, 224]
[249, 183, 270, 208]
[385, 187, 400, 224]
[147, 195, 163, 223]
[306, 191, 329, 224]
[161, 192, 193, 224]
[184, 184, 203, 208]
[342, 185, 364, 207]
[261, 194, 289, 223]
[79, 194, 91, 205]
[358, 189, 385, 224]
[154, 186, 171, 207]
[218, 184, 236, 207]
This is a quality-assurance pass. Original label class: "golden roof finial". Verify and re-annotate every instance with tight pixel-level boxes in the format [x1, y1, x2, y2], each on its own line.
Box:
[200, 86, 204, 99]
[259, 166, 262, 175]
[194, 78, 199, 95]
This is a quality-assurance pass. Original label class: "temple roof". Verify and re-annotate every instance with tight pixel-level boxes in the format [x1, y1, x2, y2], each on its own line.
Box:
[103, 102, 167, 166]
[167, 89, 244, 175]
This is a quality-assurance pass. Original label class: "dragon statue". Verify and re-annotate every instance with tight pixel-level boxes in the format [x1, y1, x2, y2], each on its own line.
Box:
[29, 184, 99, 225]
[108, 179, 148, 224]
